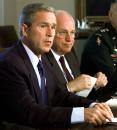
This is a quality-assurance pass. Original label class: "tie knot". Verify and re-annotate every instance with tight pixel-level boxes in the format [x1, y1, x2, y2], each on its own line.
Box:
[37, 60, 44, 77]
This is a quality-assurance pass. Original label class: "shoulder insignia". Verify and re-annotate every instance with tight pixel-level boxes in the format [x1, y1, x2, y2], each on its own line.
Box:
[96, 36, 102, 45]
[112, 36, 116, 40]
[95, 33, 102, 37]
[100, 28, 109, 33]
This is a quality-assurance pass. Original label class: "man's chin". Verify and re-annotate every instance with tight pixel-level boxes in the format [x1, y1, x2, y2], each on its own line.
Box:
[43, 48, 51, 53]
[65, 49, 71, 53]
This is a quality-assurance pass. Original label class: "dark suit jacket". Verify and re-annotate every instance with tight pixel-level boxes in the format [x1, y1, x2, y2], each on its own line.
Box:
[43, 50, 80, 89]
[0, 40, 93, 128]
[43, 49, 116, 102]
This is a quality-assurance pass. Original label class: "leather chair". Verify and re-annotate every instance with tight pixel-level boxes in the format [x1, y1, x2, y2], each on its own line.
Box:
[0, 25, 18, 51]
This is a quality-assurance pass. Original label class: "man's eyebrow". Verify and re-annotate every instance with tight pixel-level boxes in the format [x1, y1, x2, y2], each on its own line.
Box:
[40, 22, 56, 25]
[57, 28, 75, 32]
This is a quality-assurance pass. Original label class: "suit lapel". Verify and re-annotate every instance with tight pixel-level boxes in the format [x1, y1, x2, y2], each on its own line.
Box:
[44, 51, 67, 84]
[65, 51, 80, 78]
[16, 41, 42, 103]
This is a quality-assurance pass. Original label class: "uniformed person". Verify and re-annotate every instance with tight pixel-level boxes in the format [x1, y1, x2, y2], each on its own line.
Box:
[80, 1, 117, 100]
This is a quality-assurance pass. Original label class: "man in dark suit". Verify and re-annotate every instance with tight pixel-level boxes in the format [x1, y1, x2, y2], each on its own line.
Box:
[0, 3, 113, 129]
[43, 10, 108, 99]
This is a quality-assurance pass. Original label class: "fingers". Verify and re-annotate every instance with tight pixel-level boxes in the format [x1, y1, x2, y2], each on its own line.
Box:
[96, 72, 108, 87]
[85, 103, 114, 126]
[75, 74, 93, 90]
[95, 103, 114, 120]
[79, 74, 95, 89]
[92, 109, 107, 125]
[84, 108, 104, 126]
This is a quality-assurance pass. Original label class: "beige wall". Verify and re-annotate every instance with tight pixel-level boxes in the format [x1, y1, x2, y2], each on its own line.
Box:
[4, 0, 17, 28]
[16, 0, 76, 31]
[0, 0, 17, 29]
[16, 0, 76, 17]
[0, 0, 76, 32]
[0, 0, 4, 25]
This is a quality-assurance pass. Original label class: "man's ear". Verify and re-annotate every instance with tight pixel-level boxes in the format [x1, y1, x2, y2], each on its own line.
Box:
[21, 24, 29, 37]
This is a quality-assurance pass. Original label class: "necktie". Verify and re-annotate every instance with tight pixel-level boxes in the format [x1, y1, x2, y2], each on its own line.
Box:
[37, 60, 48, 105]
[59, 56, 73, 82]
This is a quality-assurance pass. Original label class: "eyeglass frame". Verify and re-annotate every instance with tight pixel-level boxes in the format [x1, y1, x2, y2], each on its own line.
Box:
[56, 29, 77, 38]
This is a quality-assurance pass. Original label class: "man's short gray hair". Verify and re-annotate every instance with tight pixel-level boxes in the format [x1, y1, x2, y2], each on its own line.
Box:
[19, 3, 55, 36]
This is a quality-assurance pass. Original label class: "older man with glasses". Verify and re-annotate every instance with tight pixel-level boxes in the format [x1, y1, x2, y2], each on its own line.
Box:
[43, 10, 108, 99]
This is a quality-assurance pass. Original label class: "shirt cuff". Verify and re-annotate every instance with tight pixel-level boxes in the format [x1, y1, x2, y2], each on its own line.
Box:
[71, 107, 84, 124]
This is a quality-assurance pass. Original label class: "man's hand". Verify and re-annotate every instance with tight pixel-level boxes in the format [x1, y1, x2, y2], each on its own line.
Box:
[67, 74, 94, 92]
[96, 72, 108, 87]
[84, 103, 113, 126]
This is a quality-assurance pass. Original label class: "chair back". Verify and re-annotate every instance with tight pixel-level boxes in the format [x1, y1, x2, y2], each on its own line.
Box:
[0, 25, 18, 48]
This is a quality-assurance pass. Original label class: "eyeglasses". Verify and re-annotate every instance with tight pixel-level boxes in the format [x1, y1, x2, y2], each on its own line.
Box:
[56, 29, 76, 38]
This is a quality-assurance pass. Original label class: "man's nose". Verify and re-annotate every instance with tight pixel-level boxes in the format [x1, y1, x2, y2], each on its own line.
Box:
[65, 33, 73, 41]
[46, 27, 54, 37]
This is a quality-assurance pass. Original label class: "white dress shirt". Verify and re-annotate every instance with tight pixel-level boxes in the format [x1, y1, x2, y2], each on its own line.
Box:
[51, 49, 74, 81]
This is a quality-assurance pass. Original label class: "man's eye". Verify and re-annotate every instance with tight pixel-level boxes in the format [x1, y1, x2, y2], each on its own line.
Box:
[52, 25, 56, 29]
[59, 31, 66, 35]
[41, 25, 47, 28]
[70, 32, 76, 35]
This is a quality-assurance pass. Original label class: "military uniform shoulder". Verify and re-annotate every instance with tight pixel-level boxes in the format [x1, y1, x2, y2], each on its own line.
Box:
[94, 30, 103, 45]
[93, 25, 110, 45]
[95, 27, 109, 36]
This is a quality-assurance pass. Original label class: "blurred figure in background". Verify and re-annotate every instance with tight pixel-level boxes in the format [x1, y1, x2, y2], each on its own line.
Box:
[80, 1, 117, 100]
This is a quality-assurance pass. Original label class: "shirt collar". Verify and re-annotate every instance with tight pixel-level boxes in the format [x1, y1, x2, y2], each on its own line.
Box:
[23, 43, 41, 67]
[51, 49, 64, 62]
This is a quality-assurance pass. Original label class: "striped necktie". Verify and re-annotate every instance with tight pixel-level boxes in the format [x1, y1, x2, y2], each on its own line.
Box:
[59, 56, 73, 82]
